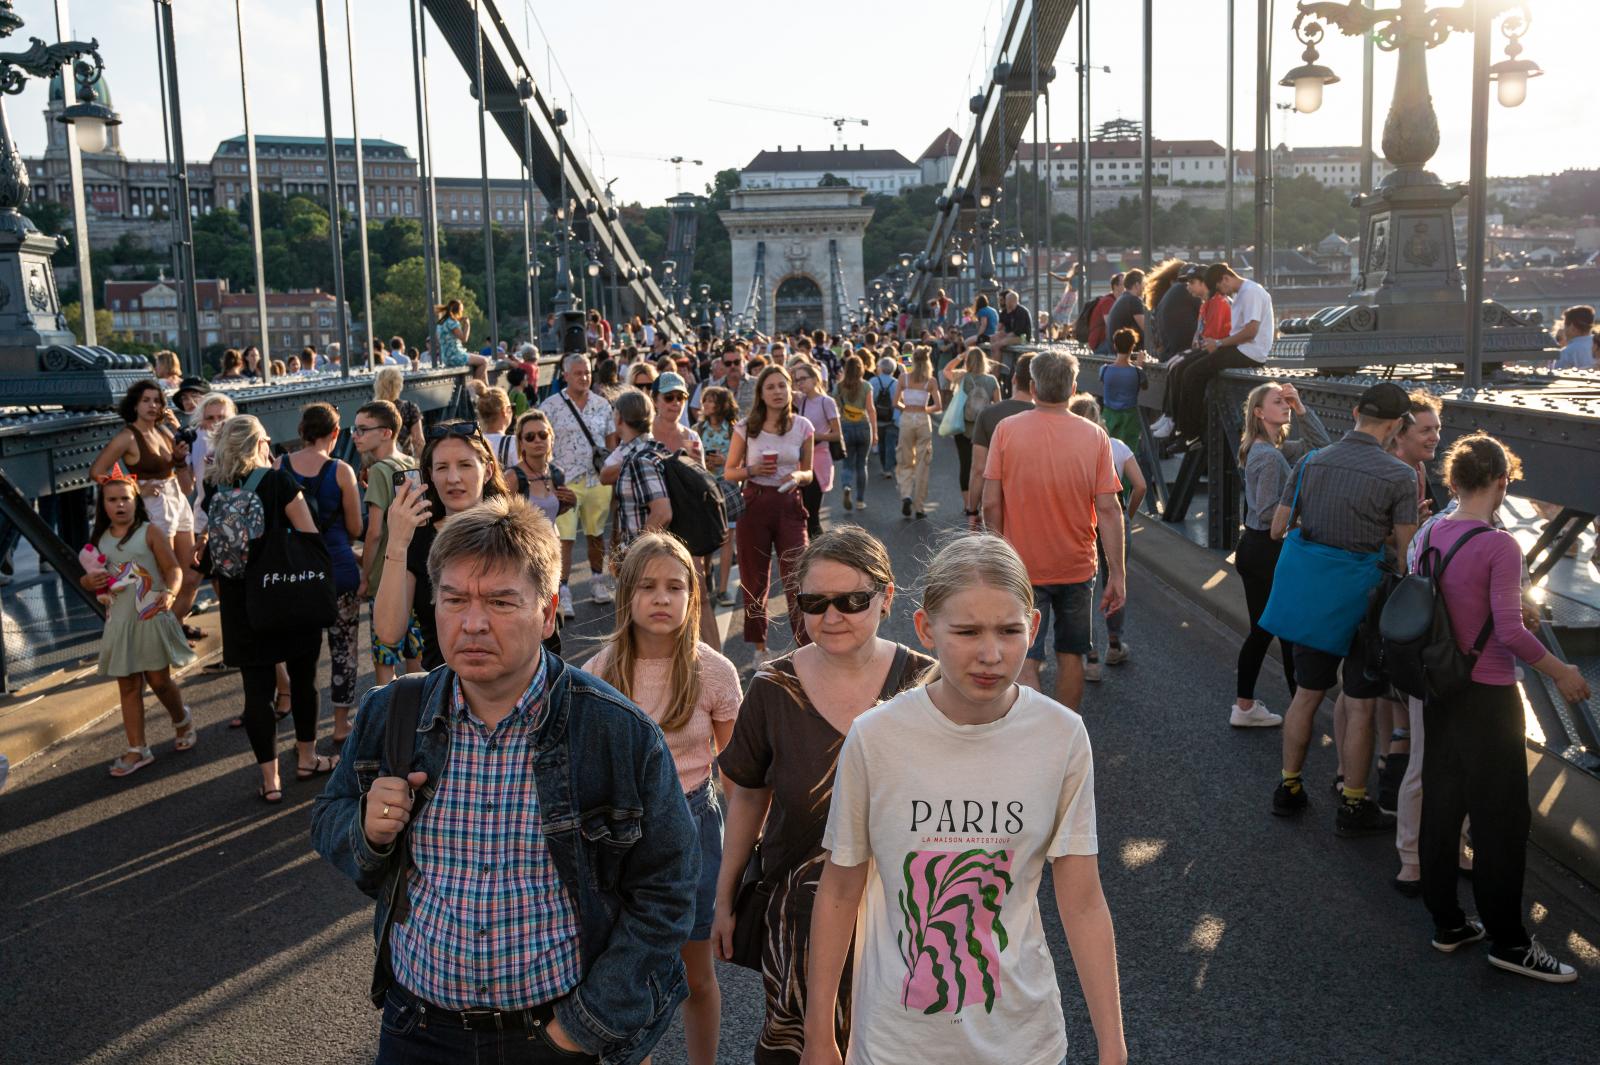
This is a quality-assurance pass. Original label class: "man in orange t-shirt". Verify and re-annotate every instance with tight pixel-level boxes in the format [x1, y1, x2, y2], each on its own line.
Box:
[981, 349, 1126, 710]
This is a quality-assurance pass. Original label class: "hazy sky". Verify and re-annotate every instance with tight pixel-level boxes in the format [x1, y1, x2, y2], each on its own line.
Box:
[11, 0, 1594, 207]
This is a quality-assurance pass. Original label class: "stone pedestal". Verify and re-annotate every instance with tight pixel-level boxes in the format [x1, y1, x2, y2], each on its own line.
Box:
[0, 213, 149, 409]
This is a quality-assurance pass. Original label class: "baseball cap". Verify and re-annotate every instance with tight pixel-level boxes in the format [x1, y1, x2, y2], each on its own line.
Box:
[668, 342, 685, 352]
[656, 371, 689, 397]
[1355, 381, 1412, 420]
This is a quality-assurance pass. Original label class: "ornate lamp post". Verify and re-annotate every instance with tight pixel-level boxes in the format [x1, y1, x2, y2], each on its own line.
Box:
[0, 2, 145, 407]
[1272, 0, 1550, 373]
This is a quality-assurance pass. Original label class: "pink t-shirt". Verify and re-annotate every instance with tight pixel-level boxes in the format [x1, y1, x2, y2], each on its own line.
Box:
[798, 393, 839, 492]
[735, 414, 816, 487]
[1414, 519, 1546, 685]
[582, 642, 741, 793]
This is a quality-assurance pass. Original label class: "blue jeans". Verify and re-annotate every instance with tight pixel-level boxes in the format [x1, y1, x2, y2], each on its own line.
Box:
[876, 421, 898, 477]
[840, 420, 872, 496]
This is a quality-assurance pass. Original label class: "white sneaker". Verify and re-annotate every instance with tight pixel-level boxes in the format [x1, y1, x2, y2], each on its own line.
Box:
[1084, 658, 1103, 682]
[1230, 700, 1284, 727]
[1151, 414, 1175, 439]
[591, 575, 615, 604]
[559, 585, 575, 619]
[1105, 642, 1130, 666]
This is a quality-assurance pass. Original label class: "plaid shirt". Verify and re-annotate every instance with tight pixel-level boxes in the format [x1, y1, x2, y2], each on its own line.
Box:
[1281, 430, 1419, 555]
[614, 437, 672, 547]
[387, 659, 582, 1010]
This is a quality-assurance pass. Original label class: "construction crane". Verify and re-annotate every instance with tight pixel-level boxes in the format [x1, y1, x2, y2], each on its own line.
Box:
[610, 151, 704, 195]
[709, 99, 869, 144]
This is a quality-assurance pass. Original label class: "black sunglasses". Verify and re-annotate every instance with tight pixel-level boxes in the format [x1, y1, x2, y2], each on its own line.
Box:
[796, 587, 883, 615]
[427, 421, 483, 442]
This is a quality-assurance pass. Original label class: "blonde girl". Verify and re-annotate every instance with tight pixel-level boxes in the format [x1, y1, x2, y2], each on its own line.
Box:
[1231, 380, 1329, 727]
[373, 365, 425, 456]
[802, 534, 1125, 1065]
[583, 533, 741, 1065]
[893, 345, 942, 519]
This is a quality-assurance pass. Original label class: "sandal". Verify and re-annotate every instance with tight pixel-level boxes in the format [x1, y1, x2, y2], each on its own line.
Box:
[273, 692, 292, 722]
[257, 784, 284, 804]
[228, 716, 244, 729]
[173, 707, 199, 752]
[181, 623, 205, 642]
[109, 746, 154, 778]
[295, 754, 338, 780]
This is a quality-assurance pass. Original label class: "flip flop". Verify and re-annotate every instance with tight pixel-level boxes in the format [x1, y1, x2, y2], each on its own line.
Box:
[228, 716, 244, 729]
[295, 754, 338, 781]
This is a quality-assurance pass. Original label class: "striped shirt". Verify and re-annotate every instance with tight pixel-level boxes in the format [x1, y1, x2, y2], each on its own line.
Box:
[1280, 429, 1419, 554]
[388, 661, 582, 1010]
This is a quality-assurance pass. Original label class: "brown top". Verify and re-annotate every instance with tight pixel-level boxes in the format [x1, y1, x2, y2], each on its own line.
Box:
[128, 425, 176, 481]
[719, 643, 934, 883]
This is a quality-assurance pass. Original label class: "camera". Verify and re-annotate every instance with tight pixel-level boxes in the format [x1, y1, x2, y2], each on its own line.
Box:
[173, 426, 199, 448]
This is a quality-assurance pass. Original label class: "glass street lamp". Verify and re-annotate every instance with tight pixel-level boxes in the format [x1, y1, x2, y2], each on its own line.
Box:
[1488, 14, 1541, 108]
[57, 59, 120, 154]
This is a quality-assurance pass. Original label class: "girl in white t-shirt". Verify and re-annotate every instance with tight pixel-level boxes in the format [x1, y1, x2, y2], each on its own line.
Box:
[802, 535, 1126, 1065]
[583, 532, 741, 1065]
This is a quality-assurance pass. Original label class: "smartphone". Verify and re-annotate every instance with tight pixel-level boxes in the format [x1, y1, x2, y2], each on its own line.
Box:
[391, 468, 421, 490]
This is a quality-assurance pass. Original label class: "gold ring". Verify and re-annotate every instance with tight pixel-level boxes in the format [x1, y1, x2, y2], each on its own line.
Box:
[382, 804, 390, 817]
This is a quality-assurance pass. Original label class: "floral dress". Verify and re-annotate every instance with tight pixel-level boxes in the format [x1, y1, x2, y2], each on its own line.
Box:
[437, 316, 469, 368]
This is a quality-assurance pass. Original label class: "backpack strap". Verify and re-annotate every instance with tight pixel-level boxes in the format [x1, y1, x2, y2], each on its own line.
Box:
[511, 465, 530, 496]
[381, 673, 431, 924]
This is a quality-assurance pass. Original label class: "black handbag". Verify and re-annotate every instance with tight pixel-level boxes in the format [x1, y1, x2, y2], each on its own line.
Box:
[245, 494, 338, 633]
[728, 842, 773, 972]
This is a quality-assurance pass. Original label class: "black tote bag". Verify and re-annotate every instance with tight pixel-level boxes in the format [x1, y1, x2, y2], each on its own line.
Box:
[245, 489, 338, 634]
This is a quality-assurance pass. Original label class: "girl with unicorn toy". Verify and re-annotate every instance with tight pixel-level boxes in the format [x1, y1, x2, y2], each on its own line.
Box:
[82, 463, 197, 778]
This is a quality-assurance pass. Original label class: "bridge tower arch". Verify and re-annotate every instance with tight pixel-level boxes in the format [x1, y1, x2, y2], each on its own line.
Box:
[720, 185, 873, 335]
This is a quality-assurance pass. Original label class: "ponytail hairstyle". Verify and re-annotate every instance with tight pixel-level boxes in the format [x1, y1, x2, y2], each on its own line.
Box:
[596, 532, 703, 731]
[908, 344, 935, 385]
[1237, 381, 1288, 468]
[916, 533, 1035, 682]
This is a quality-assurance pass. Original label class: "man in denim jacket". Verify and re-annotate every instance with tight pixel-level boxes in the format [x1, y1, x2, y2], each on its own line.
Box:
[312, 496, 697, 1064]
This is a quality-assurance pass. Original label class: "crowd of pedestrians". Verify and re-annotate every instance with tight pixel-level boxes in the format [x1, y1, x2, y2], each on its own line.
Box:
[66, 267, 1598, 1065]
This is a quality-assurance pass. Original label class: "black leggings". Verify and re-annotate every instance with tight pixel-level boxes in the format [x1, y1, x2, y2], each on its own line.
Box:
[800, 477, 824, 539]
[1234, 527, 1296, 701]
[953, 432, 974, 495]
[240, 649, 320, 765]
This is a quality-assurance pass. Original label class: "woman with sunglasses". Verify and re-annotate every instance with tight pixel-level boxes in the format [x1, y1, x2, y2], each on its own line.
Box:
[374, 421, 511, 671]
[714, 527, 932, 1064]
[507, 408, 576, 653]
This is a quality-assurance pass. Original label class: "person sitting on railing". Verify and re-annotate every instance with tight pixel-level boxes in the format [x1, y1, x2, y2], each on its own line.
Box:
[1149, 261, 1204, 362]
[1084, 272, 1123, 352]
[1160, 262, 1275, 448]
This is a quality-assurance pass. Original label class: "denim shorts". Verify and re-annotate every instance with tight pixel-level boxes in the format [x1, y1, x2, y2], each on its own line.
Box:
[686, 779, 723, 941]
[1027, 579, 1095, 660]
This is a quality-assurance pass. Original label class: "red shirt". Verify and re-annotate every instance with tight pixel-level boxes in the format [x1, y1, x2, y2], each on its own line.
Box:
[1200, 294, 1232, 341]
[1086, 294, 1117, 350]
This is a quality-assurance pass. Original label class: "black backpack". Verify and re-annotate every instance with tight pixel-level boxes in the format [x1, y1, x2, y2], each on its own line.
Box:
[1379, 524, 1495, 702]
[1071, 288, 1098, 343]
[658, 449, 728, 556]
[872, 374, 895, 424]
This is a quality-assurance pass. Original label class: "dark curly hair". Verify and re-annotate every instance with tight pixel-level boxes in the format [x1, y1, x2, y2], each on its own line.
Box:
[116, 379, 165, 424]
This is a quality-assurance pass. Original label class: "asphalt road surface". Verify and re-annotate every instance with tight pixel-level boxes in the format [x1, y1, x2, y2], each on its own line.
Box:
[4, 434, 1598, 1064]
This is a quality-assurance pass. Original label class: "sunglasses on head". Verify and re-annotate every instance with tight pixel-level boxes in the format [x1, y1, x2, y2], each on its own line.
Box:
[427, 421, 483, 441]
[796, 587, 882, 615]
